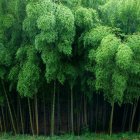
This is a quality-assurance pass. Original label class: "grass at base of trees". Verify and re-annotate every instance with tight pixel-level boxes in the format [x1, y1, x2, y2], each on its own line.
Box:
[0, 133, 139, 140]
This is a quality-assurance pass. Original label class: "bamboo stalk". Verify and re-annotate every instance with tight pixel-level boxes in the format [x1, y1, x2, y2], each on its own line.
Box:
[109, 102, 114, 136]
[28, 98, 34, 136]
[51, 81, 56, 136]
[1, 80, 16, 135]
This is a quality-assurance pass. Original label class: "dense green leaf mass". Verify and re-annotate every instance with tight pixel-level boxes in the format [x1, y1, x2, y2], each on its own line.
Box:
[0, 0, 140, 135]
[17, 47, 40, 97]
[100, 0, 140, 34]
[116, 44, 133, 71]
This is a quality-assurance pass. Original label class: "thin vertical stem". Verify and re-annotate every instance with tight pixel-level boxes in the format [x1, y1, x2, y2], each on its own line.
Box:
[71, 85, 74, 134]
[28, 98, 34, 136]
[1, 80, 16, 135]
[109, 102, 114, 136]
[1, 107, 6, 133]
[18, 96, 24, 134]
[35, 94, 39, 135]
[51, 81, 56, 136]
[130, 98, 139, 132]
[43, 92, 47, 135]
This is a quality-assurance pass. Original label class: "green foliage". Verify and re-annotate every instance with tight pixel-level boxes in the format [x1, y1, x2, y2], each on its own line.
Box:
[84, 26, 112, 48]
[17, 47, 40, 97]
[8, 65, 20, 84]
[100, 0, 140, 34]
[0, 133, 139, 140]
[56, 4, 75, 55]
[41, 48, 60, 83]
[112, 71, 127, 104]
[81, 0, 108, 9]
[36, 14, 56, 44]
[123, 34, 140, 103]
[0, 43, 12, 66]
[1, 0, 140, 135]
[96, 34, 121, 66]
[95, 34, 123, 103]
[2, 14, 15, 28]
[75, 7, 99, 30]
[64, 64, 78, 86]
[24, 0, 75, 86]
[61, 0, 81, 9]
[116, 44, 133, 71]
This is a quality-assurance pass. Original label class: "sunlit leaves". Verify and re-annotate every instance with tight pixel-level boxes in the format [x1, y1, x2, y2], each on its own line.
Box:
[26, 2, 38, 18]
[123, 34, 140, 103]
[37, 14, 56, 32]
[127, 34, 140, 74]
[17, 61, 40, 97]
[127, 34, 140, 55]
[1, 0, 140, 108]
[0, 43, 11, 66]
[95, 67, 110, 91]
[37, 0, 54, 15]
[56, 4, 75, 55]
[23, 1, 75, 86]
[75, 7, 98, 30]
[2, 14, 14, 28]
[84, 26, 112, 48]
[41, 48, 60, 83]
[56, 4, 75, 34]
[17, 47, 40, 97]
[95, 34, 129, 104]
[82, 0, 107, 9]
[58, 41, 72, 55]
[61, 0, 81, 9]
[116, 44, 133, 71]
[96, 34, 121, 66]
[112, 71, 127, 104]
[88, 49, 96, 61]
[100, 0, 140, 34]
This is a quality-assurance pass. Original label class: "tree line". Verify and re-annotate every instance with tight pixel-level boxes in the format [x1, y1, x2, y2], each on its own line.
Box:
[0, 0, 140, 136]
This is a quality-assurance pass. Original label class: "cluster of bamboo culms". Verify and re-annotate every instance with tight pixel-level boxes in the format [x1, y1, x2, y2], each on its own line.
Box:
[0, 0, 140, 136]
[0, 81, 139, 135]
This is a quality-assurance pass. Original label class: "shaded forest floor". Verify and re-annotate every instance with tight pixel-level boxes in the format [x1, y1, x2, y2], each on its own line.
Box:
[0, 133, 139, 140]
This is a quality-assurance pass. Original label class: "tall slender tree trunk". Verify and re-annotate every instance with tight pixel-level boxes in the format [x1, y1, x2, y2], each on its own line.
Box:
[1, 80, 16, 135]
[0, 117, 2, 132]
[5, 104, 8, 131]
[51, 81, 56, 136]
[95, 94, 98, 132]
[129, 105, 133, 130]
[57, 89, 61, 133]
[43, 93, 47, 135]
[122, 104, 128, 132]
[77, 111, 80, 135]
[102, 101, 106, 132]
[138, 102, 140, 132]
[84, 94, 87, 128]
[32, 101, 35, 134]
[28, 98, 34, 136]
[68, 93, 70, 133]
[35, 94, 39, 135]
[1, 107, 6, 133]
[18, 96, 24, 134]
[130, 98, 139, 132]
[137, 122, 140, 132]
[70, 85, 74, 134]
[12, 100, 19, 133]
[109, 102, 114, 136]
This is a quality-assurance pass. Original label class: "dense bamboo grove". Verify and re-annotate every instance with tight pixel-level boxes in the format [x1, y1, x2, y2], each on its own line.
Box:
[0, 0, 140, 136]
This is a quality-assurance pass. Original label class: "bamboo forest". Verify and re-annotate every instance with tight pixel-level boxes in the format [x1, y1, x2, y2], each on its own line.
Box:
[0, 0, 140, 139]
